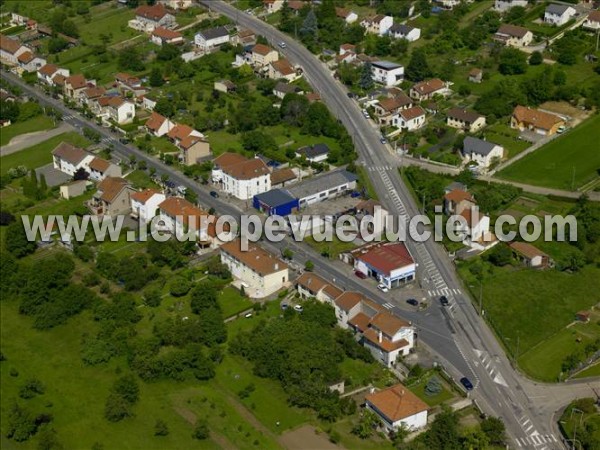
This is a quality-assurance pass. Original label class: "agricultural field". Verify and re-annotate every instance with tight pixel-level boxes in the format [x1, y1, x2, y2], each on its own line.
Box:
[498, 114, 600, 190]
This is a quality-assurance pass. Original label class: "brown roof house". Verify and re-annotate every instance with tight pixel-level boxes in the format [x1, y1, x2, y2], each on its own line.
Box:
[446, 108, 486, 133]
[130, 4, 176, 32]
[365, 384, 428, 431]
[211, 153, 271, 200]
[88, 177, 135, 216]
[493, 24, 533, 47]
[63, 74, 90, 100]
[409, 78, 449, 101]
[88, 157, 122, 182]
[509, 242, 552, 268]
[166, 124, 209, 165]
[295, 272, 343, 305]
[468, 68, 483, 83]
[220, 238, 289, 298]
[0, 34, 30, 65]
[511, 106, 565, 136]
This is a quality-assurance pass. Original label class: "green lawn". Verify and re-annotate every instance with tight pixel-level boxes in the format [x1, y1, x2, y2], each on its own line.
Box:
[574, 362, 600, 379]
[498, 115, 600, 190]
[518, 318, 600, 382]
[356, 166, 379, 200]
[304, 235, 357, 259]
[126, 170, 160, 190]
[73, 3, 138, 46]
[0, 132, 90, 175]
[0, 116, 57, 146]
[218, 286, 254, 318]
[408, 372, 457, 407]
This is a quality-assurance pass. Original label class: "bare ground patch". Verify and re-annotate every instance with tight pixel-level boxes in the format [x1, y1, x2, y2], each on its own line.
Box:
[279, 425, 344, 450]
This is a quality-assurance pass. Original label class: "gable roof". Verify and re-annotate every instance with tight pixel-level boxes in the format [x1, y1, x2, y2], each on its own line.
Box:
[145, 112, 169, 131]
[65, 74, 86, 89]
[335, 291, 364, 312]
[463, 136, 501, 156]
[509, 241, 548, 259]
[88, 157, 112, 172]
[588, 10, 600, 23]
[370, 311, 411, 335]
[271, 58, 295, 76]
[17, 51, 34, 63]
[447, 107, 484, 123]
[82, 86, 106, 99]
[252, 43, 275, 56]
[131, 188, 161, 205]
[366, 384, 428, 422]
[496, 24, 530, 38]
[296, 143, 330, 159]
[197, 26, 229, 41]
[52, 142, 89, 164]
[399, 106, 425, 121]
[546, 3, 573, 15]
[271, 168, 296, 185]
[167, 124, 194, 141]
[444, 189, 474, 203]
[335, 7, 354, 18]
[135, 4, 170, 20]
[389, 23, 416, 35]
[220, 239, 288, 276]
[352, 242, 414, 276]
[411, 78, 445, 95]
[96, 177, 131, 203]
[296, 272, 330, 293]
[363, 329, 410, 352]
[213, 151, 248, 168]
[152, 26, 182, 40]
[378, 95, 412, 112]
[223, 158, 270, 180]
[158, 196, 209, 229]
[512, 106, 563, 131]
[38, 63, 59, 76]
[0, 34, 25, 54]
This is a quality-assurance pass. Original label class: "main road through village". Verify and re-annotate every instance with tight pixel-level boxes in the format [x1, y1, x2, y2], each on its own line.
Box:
[2, 4, 598, 447]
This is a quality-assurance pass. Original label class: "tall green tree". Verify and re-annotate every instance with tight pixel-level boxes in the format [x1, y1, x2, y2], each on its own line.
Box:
[406, 49, 433, 81]
[359, 62, 374, 91]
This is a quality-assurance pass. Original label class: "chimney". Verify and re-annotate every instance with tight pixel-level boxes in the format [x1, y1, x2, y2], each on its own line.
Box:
[378, 330, 382, 343]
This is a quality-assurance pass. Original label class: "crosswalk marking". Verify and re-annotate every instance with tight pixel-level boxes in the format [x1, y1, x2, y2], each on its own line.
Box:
[382, 302, 394, 309]
[427, 288, 461, 297]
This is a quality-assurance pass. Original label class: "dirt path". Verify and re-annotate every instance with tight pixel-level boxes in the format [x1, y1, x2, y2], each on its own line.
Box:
[173, 405, 237, 450]
[1, 122, 73, 156]
[220, 390, 280, 441]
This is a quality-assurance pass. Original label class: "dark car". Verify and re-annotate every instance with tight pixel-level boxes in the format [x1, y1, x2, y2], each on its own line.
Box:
[460, 377, 474, 391]
[119, 138, 129, 144]
[210, 191, 219, 198]
[354, 270, 367, 279]
[406, 298, 418, 307]
[439, 295, 449, 306]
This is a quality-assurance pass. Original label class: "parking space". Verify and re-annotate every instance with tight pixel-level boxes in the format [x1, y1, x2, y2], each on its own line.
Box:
[35, 164, 71, 187]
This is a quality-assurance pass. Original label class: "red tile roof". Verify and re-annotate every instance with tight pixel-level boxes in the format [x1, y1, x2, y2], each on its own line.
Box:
[444, 189, 474, 203]
[88, 157, 111, 172]
[52, 142, 89, 164]
[167, 124, 195, 141]
[271, 58, 295, 76]
[252, 43, 274, 56]
[353, 243, 414, 276]
[145, 112, 169, 132]
[131, 189, 161, 204]
[152, 26, 182, 40]
[17, 51, 34, 63]
[411, 78, 445, 96]
[221, 239, 288, 276]
[334, 291, 364, 312]
[97, 177, 131, 203]
[348, 312, 371, 332]
[65, 74, 86, 90]
[509, 241, 548, 260]
[363, 329, 410, 352]
[135, 4, 170, 21]
[0, 34, 25, 54]
[369, 312, 410, 336]
[38, 63, 58, 76]
[512, 106, 563, 131]
[366, 384, 428, 422]
[399, 106, 425, 121]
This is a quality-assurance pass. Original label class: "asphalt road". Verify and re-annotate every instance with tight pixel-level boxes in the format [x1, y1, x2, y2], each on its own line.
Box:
[196, 3, 599, 449]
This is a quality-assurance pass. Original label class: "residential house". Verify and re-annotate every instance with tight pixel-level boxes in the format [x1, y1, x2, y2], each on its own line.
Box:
[151, 27, 183, 46]
[272, 81, 303, 99]
[59, 180, 88, 200]
[0, 34, 30, 65]
[263, 0, 284, 14]
[158, 0, 192, 9]
[220, 238, 289, 298]
[389, 24, 421, 42]
[295, 143, 330, 163]
[129, 4, 176, 32]
[158, 196, 214, 245]
[195, 26, 230, 51]
[371, 61, 404, 87]
[251, 44, 279, 67]
[63, 74, 88, 100]
[80, 86, 106, 107]
[214, 79, 236, 93]
[236, 29, 257, 47]
[455, 206, 492, 245]
[115, 72, 144, 96]
[395, 106, 426, 131]
[306, 92, 321, 103]
[105, 96, 135, 124]
[462, 136, 504, 169]
[295, 272, 343, 305]
[443, 189, 475, 215]
[335, 7, 358, 24]
[52, 142, 94, 177]
[373, 94, 414, 126]
[287, 1, 306, 15]
[468, 68, 483, 83]
[346, 242, 416, 289]
[145, 112, 175, 137]
[253, 189, 299, 216]
[178, 134, 210, 165]
[270, 168, 296, 188]
[142, 94, 157, 111]
[360, 15, 394, 36]
[544, 4, 576, 26]
[88, 177, 134, 216]
[509, 241, 552, 268]
[130, 188, 166, 223]
[287, 169, 358, 207]
[435, 0, 462, 9]
[510, 106, 565, 136]
[37, 64, 70, 86]
[583, 10, 600, 30]
[494, 0, 528, 12]
[446, 108, 486, 132]
[16, 51, 46, 73]
[493, 24, 534, 47]
[268, 58, 298, 82]
[88, 157, 122, 182]
[409, 78, 448, 101]
[365, 384, 428, 431]
[212, 153, 271, 200]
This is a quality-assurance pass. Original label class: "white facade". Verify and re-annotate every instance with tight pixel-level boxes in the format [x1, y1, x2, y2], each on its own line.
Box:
[131, 192, 166, 223]
[583, 12, 600, 30]
[544, 5, 576, 26]
[363, 325, 415, 366]
[159, 0, 192, 9]
[361, 16, 394, 36]
[53, 154, 94, 177]
[393, 109, 426, 131]
[389, 26, 421, 42]
[37, 67, 70, 86]
[494, 0, 528, 12]
[371, 62, 404, 87]
[221, 171, 271, 200]
[194, 30, 230, 51]
[20, 55, 46, 73]
[343, 11, 358, 24]
[464, 143, 504, 168]
[220, 251, 288, 298]
[366, 404, 427, 432]
[108, 100, 135, 124]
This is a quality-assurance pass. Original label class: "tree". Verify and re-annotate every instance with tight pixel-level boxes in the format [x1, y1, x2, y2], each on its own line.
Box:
[169, 276, 191, 297]
[112, 374, 139, 404]
[83, 127, 101, 143]
[6, 403, 39, 442]
[190, 283, 218, 313]
[154, 97, 175, 118]
[0, 99, 20, 121]
[36, 425, 63, 450]
[144, 289, 162, 307]
[154, 419, 169, 436]
[149, 67, 164, 87]
[480, 416, 506, 446]
[5, 220, 37, 258]
[406, 49, 433, 81]
[19, 378, 45, 399]
[304, 260, 314, 271]
[282, 248, 294, 260]
[300, 9, 318, 36]
[351, 409, 380, 439]
[487, 243, 512, 266]
[359, 62, 374, 91]
[192, 420, 209, 440]
[73, 167, 89, 181]
[498, 47, 527, 75]
[118, 47, 144, 72]
[104, 392, 132, 422]
[529, 51, 543, 66]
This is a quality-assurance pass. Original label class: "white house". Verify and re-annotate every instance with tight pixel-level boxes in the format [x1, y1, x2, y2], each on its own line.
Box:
[194, 26, 230, 51]
[51, 142, 94, 177]
[17, 51, 46, 73]
[509, 241, 552, 268]
[350, 242, 416, 289]
[493, 24, 534, 47]
[395, 106, 426, 131]
[336, 7, 358, 24]
[37, 64, 70, 86]
[295, 143, 330, 163]
[0, 34, 30, 65]
[250, 44, 279, 67]
[373, 94, 414, 126]
[145, 112, 176, 137]
[365, 384, 428, 431]
[462, 136, 504, 169]
[388, 24, 421, 42]
[88, 157, 122, 182]
[409, 78, 449, 101]
[129, 4, 176, 32]
[360, 15, 394, 36]
[212, 152, 271, 200]
[151, 27, 184, 46]
[105, 97, 135, 125]
[130, 189, 166, 223]
[268, 58, 298, 82]
[220, 239, 289, 298]
[494, 0, 528, 12]
[583, 10, 600, 30]
[295, 272, 343, 305]
[263, 0, 284, 14]
[446, 108, 486, 133]
[371, 60, 404, 87]
[544, 4, 576, 26]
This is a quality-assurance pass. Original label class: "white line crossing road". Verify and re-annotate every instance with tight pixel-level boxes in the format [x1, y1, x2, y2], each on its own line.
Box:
[514, 416, 560, 448]
[428, 288, 461, 297]
[382, 302, 394, 310]
[473, 349, 508, 387]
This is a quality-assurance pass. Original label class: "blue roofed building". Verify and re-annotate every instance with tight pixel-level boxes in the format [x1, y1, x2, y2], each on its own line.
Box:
[253, 189, 299, 216]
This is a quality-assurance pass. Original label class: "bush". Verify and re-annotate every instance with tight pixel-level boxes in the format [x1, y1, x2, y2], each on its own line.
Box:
[193, 420, 209, 440]
[154, 419, 169, 436]
[19, 378, 45, 399]
[529, 51, 543, 66]
[169, 276, 191, 297]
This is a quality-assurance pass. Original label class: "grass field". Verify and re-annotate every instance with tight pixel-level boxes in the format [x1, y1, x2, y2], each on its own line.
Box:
[574, 362, 600, 379]
[498, 115, 600, 190]
[408, 372, 457, 407]
[0, 132, 90, 175]
[218, 287, 254, 318]
[0, 116, 56, 146]
[518, 314, 600, 382]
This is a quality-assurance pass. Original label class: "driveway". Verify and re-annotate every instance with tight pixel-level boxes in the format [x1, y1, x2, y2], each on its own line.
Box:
[35, 164, 71, 187]
[0, 122, 73, 156]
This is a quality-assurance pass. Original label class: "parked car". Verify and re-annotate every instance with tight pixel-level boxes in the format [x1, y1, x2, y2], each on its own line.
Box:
[377, 284, 389, 293]
[380, 137, 387, 145]
[439, 295, 449, 306]
[281, 303, 289, 310]
[557, 125, 567, 134]
[406, 298, 419, 306]
[244, 312, 253, 318]
[119, 138, 129, 144]
[460, 377, 474, 391]
[350, 191, 361, 198]
[354, 270, 367, 279]
[294, 304, 303, 312]
[210, 191, 219, 198]
[278, 41, 287, 49]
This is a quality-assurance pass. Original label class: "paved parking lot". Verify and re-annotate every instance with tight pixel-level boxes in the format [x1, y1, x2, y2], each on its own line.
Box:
[35, 164, 71, 187]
